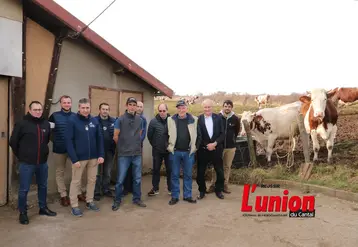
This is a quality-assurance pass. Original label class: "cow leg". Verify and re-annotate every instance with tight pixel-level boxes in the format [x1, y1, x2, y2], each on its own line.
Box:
[326, 125, 338, 164]
[266, 136, 276, 164]
[291, 137, 297, 152]
[311, 130, 320, 163]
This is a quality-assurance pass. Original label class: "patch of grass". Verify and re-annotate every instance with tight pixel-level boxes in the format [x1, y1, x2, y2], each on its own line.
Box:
[229, 162, 358, 193]
[339, 103, 358, 116]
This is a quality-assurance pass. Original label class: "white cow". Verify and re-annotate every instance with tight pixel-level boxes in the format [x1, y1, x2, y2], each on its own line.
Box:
[299, 88, 338, 163]
[240, 101, 302, 163]
[254, 94, 270, 109]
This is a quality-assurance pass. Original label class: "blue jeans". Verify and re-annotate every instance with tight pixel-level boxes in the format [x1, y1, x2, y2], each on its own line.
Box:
[170, 151, 195, 199]
[95, 151, 114, 194]
[114, 155, 142, 203]
[18, 163, 48, 212]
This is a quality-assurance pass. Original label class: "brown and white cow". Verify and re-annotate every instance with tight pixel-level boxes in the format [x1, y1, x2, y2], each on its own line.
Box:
[327, 87, 358, 107]
[254, 94, 270, 109]
[299, 88, 338, 164]
[240, 101, 302, 163]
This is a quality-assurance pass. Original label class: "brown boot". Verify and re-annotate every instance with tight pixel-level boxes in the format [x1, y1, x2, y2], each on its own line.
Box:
[223, 185, 231, 194]
[206, 185, 215, 194]
[60, 196, 70, 207]
[78, 193, 86, 202]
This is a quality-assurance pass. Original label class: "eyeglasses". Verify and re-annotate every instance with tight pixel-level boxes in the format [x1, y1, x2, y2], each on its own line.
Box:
[159, 110, 166, 113]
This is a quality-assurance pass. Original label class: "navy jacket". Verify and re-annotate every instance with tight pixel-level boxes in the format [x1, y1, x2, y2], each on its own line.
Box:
[49, 109, 76, 154]
[65, 113, 105, 164]
[197, 113, 225, 149]
[140, 113, 147, 143]
[94, 115, 116, 154]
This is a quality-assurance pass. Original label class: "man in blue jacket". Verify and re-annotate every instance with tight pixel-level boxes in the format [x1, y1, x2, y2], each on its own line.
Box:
[65, 98, 104, 217]
[94, 103, 116, 201]
[123, 100, 147, 195]
[49, 95, 86, 207]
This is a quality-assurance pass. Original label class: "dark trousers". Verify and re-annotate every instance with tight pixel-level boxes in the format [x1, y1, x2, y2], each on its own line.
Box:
[18, 163, 48, 212]
[152, 150, 171, 191]
[95, 151, 114, 194]
[196, 147, 224, 193]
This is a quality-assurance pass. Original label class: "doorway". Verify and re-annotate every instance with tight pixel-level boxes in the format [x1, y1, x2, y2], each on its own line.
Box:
[0, 76, 9, 206]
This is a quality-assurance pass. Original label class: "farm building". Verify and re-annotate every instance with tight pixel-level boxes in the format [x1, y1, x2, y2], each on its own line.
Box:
[0, 0, 173, 206]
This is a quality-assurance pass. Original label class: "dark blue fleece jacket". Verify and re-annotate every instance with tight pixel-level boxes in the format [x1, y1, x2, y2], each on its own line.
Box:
[94, 115, 116, 154]
[49, 109, 76, 154]
[65, 113, 105, 164]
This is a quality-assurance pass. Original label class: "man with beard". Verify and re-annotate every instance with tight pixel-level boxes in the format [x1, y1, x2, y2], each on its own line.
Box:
[112, 97, 146, 210]
[123, 100, 147, 195]
[147, 103, 171, 196]
[207, 100, 240, 194]
[94, 103, 116, 201]
[10, 101, 57, 225]
[49, 95, 86, 206]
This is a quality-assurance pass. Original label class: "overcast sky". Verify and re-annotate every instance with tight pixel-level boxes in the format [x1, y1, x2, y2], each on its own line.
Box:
[54, 0, 358, 96]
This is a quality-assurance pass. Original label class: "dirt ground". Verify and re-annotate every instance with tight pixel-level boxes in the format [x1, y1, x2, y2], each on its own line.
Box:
[1, 176, 358, 247]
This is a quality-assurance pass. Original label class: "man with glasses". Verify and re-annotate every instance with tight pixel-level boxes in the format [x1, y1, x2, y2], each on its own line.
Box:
[112, 97, 146, 211]
[10, 101, 57, 225]
[147, 103, 171, 196]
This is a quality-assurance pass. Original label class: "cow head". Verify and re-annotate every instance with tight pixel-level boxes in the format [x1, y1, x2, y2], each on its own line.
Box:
[300, 88, 332, 120]
[240, 111, 267, 136]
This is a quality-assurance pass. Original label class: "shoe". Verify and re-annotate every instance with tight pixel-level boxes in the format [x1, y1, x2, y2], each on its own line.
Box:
[112, 201, 120, 211]
[19, 212, 29, 225]
[39, 207, 57, 216]
[94, 194, 101, 201]
[206, 186, 215, 194]
[86, 202, 100, 212]
[148, 188, 159, 196]
[60, 196, 70, 206]
[71, 207, 83, 217]
[133, 200, 147, 207]
[223, 185, 231, 194]
[103, 191, 113, 198]
[197, 192, 205, 200]
[215, 192, 224, 199]
[168, 190, 172, 195]
[78, 193, 86, 202]
[184, 197, 197, 203]
[169, 198, 179, 205]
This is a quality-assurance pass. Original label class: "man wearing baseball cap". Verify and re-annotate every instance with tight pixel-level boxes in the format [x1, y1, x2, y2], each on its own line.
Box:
[167, 99, 201, 205]
[112, 97, 146, 210]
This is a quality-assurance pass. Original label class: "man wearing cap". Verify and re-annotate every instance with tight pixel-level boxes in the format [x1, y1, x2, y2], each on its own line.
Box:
[167, 99, 201, 205]
[112, 97, 146, 210]
[123, 100, 147, 195]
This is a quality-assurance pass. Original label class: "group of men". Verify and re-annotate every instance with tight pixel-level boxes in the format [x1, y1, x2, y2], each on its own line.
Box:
[9, 95, 240, 225]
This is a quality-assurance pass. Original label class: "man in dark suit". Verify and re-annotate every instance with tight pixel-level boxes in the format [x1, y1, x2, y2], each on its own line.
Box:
[196, 99, 225, 200]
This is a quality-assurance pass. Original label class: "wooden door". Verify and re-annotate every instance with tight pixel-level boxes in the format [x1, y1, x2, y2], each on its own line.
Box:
[90, 88, 119, 117]
[119, 91, 143, 115]
[0, 77, 9, 206]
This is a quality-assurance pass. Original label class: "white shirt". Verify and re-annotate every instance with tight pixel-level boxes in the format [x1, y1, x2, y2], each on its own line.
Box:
[204, 114, 214, 139]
